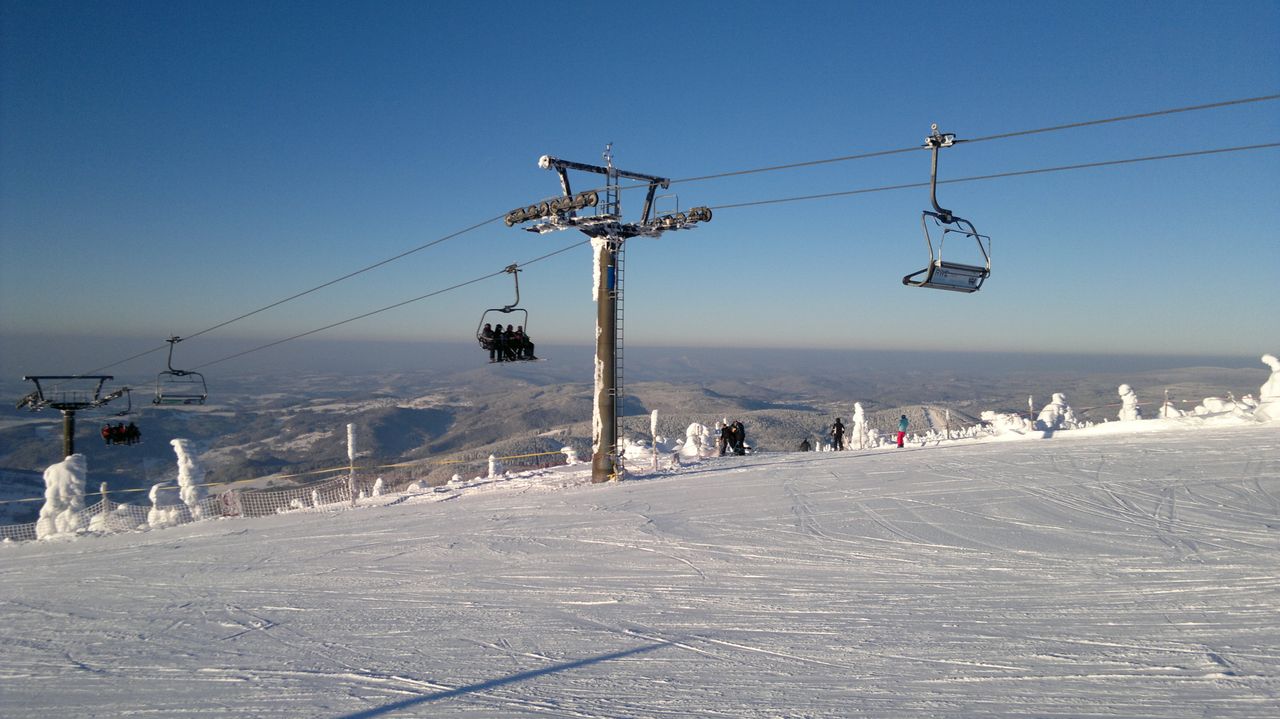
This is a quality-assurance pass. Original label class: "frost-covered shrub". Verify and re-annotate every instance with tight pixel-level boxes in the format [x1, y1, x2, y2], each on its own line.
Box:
[1035, 393, 1082, 431]
[1257, 353, 1280, 422]
[680, 423, 713, 459]
[1118, 384, 1141, 421]
[981, 411, 1035, 435]
[36, 455, 87, 539]
[147, 483, 187, 528]
[171, 439, 207, 520]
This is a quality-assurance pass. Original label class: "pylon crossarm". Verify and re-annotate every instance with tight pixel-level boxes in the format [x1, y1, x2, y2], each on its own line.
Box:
[19, 375, 115, 411]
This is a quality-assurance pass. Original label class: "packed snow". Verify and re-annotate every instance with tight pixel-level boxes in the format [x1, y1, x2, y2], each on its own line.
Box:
[2, 359, 1279, 717]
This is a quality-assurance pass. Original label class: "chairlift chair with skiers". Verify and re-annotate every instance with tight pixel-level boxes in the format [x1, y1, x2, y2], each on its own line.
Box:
[475, 265, 536, 361]
[153, 336, 208, 405]
[902, 124, 992, 293]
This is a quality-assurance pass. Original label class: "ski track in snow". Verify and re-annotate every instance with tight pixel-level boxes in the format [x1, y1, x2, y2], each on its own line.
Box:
[1, 423, 1279, 717]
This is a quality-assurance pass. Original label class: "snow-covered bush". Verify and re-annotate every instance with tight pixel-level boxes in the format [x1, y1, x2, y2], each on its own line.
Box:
[1196, 398, 1230, 414]
[171, 439, 207, 520]
[1117, 384, 1141, 421]
[88, 504, 146, 534]
[147, 483, 186, 529]
[561, 446, 579, 465]
[1256, 353, 1280, 422]
[680, 423, 713, 459]
[1035, 393, 1082, 431]
[36, 454, 87, 539]
[982, 411, 1035, 436]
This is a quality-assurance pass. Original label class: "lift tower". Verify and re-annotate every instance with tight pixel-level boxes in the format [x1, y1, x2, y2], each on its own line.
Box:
[17, 376, 127, 457]
[506, 146, 712, 482]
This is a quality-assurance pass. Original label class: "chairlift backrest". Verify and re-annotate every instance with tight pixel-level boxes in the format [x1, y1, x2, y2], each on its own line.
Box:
[476, 308, 529, 344]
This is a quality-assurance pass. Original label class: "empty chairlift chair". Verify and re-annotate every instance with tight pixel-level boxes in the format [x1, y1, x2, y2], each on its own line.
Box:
[902, 125, 992, 294]
[154, 336, 208, 405]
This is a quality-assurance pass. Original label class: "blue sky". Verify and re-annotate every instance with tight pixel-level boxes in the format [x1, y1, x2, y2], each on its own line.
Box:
[2, 0, 1278, 377]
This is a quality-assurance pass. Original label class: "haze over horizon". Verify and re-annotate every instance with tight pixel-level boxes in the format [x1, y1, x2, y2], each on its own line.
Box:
[0, 331, 1268, 391]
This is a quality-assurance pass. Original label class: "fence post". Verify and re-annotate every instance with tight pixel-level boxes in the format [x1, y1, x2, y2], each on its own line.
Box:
[347, 423, 356, 507]
[650, 410, 659, 471]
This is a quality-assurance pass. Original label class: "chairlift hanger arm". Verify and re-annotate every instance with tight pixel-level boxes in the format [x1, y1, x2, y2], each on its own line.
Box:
[164, 336, 194, 375]
[925, 124, 960, 223]
[502, 264, 521, 310]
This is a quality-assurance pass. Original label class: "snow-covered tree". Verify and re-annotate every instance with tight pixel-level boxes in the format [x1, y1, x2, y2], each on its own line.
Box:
[680, 423, 712, 459]
[147, 483, 184, 529]
[1257, 353, 1280, 422]
[1035, 393, 1081, 431]
[981, 411, 1035, 436]
[36, 454, 87, 539]
[171, 439, 207, 520]
[1117, 384, 1141, 421]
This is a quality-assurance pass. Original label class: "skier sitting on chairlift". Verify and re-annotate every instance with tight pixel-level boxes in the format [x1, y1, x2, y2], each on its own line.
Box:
[513, 326, 536, 360]
[480, 323, 498, 362]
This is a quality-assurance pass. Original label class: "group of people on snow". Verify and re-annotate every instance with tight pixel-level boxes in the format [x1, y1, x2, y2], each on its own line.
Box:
[479, 323, 536, 362]
[718, 419, 747, 456]
[101, 422, 141, 446]
[797, 414, 910, 451]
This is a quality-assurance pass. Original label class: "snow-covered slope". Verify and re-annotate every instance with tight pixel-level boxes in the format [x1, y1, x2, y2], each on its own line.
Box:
[2, 421, 1278, 717]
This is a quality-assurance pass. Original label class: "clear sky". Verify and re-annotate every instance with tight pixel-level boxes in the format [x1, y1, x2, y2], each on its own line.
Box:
[2, 0, 1278, 378]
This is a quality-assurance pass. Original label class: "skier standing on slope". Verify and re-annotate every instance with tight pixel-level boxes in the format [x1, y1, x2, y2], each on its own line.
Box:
[897, 414, 909, 448]
[830, 418, 845, 451]
[731, 420, 747, 455]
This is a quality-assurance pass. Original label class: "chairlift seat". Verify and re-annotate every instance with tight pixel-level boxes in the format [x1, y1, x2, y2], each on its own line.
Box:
[902, 260, 990, 293]
[154, 393, 205, 406]
[904, 212, 992, 294]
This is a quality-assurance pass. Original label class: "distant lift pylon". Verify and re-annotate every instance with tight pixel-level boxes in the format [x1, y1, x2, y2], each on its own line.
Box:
[902, 124, 992, 293]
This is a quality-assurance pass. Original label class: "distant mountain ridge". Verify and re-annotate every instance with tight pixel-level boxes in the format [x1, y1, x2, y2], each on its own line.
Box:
[0, 355, 1268, 506]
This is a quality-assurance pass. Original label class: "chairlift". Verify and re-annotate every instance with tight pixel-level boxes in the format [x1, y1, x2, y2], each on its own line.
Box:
[153, 336, 208, 405]
[476, 265, 536, 362]
[98, 387, 143, 446]
[902, 124, 992, 293]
